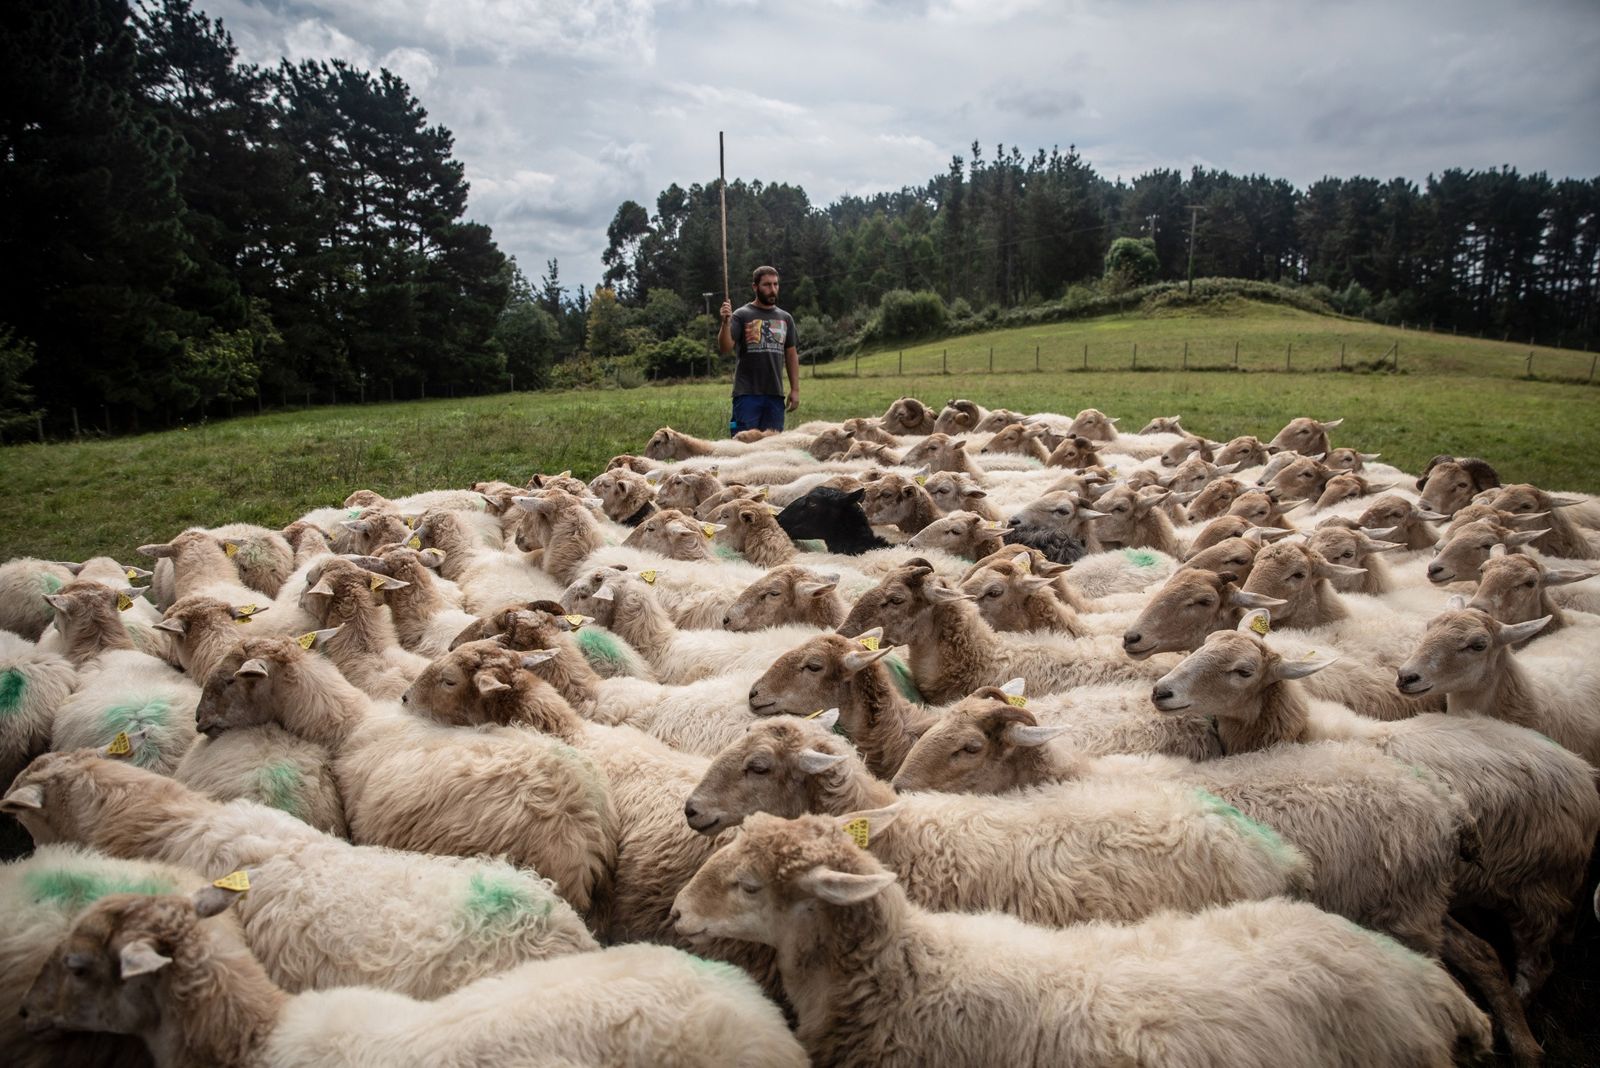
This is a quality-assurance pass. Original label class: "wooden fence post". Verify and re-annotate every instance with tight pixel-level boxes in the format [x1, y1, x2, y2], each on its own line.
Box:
[1339, 342, 1345, 370]
[1234, 340, 1239, 368]
[1083, 343, 1088, 370]
[943, 349, 947, 374]
[1286, 343, 1292, 371]
[898, 350, 903, 375]
[988, 346, 993, 373]
[1035, 344, 1040, 371]
[1182, 341, 1188, 369]
[1131, 343, 1137, 369]
[1526, 350, 1534, 376]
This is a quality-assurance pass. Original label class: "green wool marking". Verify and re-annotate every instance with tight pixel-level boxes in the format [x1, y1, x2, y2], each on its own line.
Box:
[1122, 549, 1161, 569]
[1192, 788, 1294, 860]
[686, 953, 743, 982]
[101, 699, 170, 768]
[24, 868, 177, 911]
[465, 872, 552, 924]
[39, 572, 64, 595]
[576, 627, 627, 667]
[0, 669, 26, 718]
[884, 655, 924, 705]
[256, 762, 306, 819]
[712, 545, 743, 561]
[797, 539, 828, 553]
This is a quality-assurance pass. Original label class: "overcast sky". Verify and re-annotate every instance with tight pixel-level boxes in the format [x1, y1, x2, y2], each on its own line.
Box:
[207, 0, 1600, 293]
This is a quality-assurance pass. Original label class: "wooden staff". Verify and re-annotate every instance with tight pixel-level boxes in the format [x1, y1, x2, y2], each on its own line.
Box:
[719, 131, 730, 305]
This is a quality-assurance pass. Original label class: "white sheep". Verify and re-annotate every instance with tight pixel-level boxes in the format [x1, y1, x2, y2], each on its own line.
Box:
[682, 715, 1311, 929]
[2, 749, 599, 998]
[412, 507, 564, 613]
[0, 630, 77, 791]
[1151, 616, 1600, 999]
[671, 812, 1489, 1068]
[21, 889, 805, 1068]
[299, 557, 430, 701]
[189, 634, 616, 916]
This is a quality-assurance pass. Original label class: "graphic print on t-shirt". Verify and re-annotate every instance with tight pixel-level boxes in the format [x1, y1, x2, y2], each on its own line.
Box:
[743, 318, 788, 351]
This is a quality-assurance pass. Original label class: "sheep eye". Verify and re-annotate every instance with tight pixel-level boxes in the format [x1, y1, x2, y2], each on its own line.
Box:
[764, 589, 780, 598]
[64, 953, 92, 976]
[1340, 552, 1354, 559]
[1521, 581, 1535, 589]
[1231, 668, 1254, 678]
[959, 739, 984, 755]
[1290, 572, 1306, 580]
[1467, 640, 1489, 652]
[442, 678, 457, 687]
[738, 879, 762, 895]
[1195, 598, 1215, 608]
[888, 595, 906, 606]
[803, 661, 823, 673]
[745, 759, 771, 775]
[984, 587, 1002, 598]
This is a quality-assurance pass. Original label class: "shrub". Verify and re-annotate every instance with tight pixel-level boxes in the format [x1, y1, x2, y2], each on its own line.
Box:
[638, 335, 707, 379]
[863, 289, 949, 343]
[1103, 237, 1160, 288]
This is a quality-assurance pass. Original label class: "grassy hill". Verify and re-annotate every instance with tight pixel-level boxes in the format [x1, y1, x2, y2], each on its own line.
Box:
[3, 297, 1597, 563]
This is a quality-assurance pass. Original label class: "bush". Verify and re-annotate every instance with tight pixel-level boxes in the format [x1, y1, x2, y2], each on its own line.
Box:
[1330, 282, 1373, 318]
[638, 335, 707, 379]
[1103, 237, 1160, 289]
[948, 297, 973, 320]
[862, 289, 949, 343]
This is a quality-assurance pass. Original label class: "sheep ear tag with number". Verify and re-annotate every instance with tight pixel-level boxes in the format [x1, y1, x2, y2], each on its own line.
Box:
[105, 731, 133, 757]
[563, 614, 587, 630]
[857, 635, 880, 652]
[296, 632, 318, 650]
[1250, 615, 1271, 636]
[843, 818, 870, 849]
[639, 570, 658, 585]
[407, 536, 422, 550]
[233, 604, 259, 623]
[224, 542, 240, 558]
[369, 574, 386, 593]
[1000, 678, 1027, 707]
[213, 871, 250, 893]
[116, 593, 135, 612]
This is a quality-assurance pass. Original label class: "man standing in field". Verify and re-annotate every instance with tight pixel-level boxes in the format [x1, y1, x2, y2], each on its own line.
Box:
[719, 265, 801, 434]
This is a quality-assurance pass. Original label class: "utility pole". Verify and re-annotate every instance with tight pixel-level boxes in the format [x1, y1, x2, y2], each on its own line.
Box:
[1144, 213, 1159, 240]
[1185, 205, 1202, 296]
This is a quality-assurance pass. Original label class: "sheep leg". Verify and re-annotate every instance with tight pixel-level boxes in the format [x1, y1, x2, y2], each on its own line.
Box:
[1441, 916, 1542, 1066]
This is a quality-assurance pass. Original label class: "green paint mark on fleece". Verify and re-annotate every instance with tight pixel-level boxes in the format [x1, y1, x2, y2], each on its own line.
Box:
[1122, 548, 1161, 569]
[1192, 789, 1295, 862]
[101, 698, 170, 768]
[884, 655, 923, 705]
[797, 539, 828, 553]
[39, 572, 64, 595]
[25, 868, 177, 911]
[713, 545, 743, 561]
[0, 669, 26, 718]
[575, 627, 628, 669]
[256, 762, 306, 819]
[465, 871, 553, 925]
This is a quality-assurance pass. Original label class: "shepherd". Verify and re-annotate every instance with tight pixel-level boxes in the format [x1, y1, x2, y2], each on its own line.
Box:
[718, 265, 801, 435]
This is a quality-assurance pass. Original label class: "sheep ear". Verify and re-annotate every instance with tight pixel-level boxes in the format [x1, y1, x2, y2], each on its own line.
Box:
[810, 709, 841, 731]
[44, 594, 72, 613]
[1504, 528, 1549, 547]
[192, 879, 248, 918]
[797, 866, 897, 905]
[796, 748, 846, 775]
[1019, 574, 1055, 592]
[1545, 495, 1583, 508]
[475, 672, 512, 695]
[520, 649, 558, 669]
[300, 627, 340, 650]
[795, 580, 838, 598]
[371, 575, 409, 592]
[512, 496, 548, 513]
[643, 468, 664, 483]
[97, 727, 150, 759]
[591, 584, 616, 602]
[137, 542, 175, 558]
[151, 617, 187, 635]
[1445, 594, 1470, 611]
[1230, 589, 1286, 609]
[1003, 723, 1068, 747]
[841, 644, 894, 673]
[923, 585, 974, 605]
[236, 658, 271, 679]
[1544, 566, 1600, 586]
[1236, 608, 1273, 635]
[1364, 540, 1403, 553]
[1273, 653, 1338, 680]
[119, 939, 172, 979]
[307, 580, 335, 597]
[1494, 616, 1552, 646]
[837, 804, 900, 839]
[0, 783, 44, 813]
[1360, 452, 1381, 461]
[420, 548, 447, 569]
[1213, 461, 1240, 474]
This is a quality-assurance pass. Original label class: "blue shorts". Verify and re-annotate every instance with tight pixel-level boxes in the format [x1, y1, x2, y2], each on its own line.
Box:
[731, 394, 786, 435]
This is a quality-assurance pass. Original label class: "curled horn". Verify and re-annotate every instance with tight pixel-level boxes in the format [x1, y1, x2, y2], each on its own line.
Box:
[1458, 457, 1501, 492]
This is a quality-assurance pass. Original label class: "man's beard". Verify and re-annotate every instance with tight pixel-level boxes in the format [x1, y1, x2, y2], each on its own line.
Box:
[756, 291, 777, 307]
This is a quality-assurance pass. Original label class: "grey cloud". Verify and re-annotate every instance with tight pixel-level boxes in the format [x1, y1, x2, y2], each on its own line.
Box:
[993, 87, 1086, 120]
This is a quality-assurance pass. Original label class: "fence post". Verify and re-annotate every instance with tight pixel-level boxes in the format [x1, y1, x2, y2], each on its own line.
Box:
[988, 346, 993, 373]
[1083, 343, 1088, 370]
[1339, 342, 1345, 370]
[72, 407, 80, 439]
[943, 349, 947, 375]
[898, 350, 903, 375]
[1394, 341, 1400, 373]
[1526, 350, 1534, 376]
[1286, 343, 1292, 371]
[811, 350, 816, 378]
[1234, 340, 1239, 368]
[855, 352, 860, 377]
[1035, 344, 1040, 371]
[1589, 354, 1596, 383]
[1131, 343, 1137, 369]
[36, 412, 44, 444]
[1182, 341, 1188, 369]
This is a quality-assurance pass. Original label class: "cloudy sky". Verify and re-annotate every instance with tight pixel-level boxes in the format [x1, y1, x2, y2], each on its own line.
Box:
[207, 0, 1600, 292]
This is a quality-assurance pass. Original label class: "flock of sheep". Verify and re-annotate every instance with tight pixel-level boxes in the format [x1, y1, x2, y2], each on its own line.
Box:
[2, 394, 1598, 1067]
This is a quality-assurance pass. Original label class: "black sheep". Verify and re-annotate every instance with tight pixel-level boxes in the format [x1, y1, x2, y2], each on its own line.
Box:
[776, 487, 891, 556]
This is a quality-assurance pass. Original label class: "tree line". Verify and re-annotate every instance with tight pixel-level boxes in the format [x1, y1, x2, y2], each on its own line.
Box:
[4, 0, 1596, 439]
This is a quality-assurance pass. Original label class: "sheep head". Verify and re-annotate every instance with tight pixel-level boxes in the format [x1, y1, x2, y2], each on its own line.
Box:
[1182, 537, 1264, 584]
[1215, 435, 1269, 469]
[723, 566, 844, 632]
[1138, 415, 1184, 435]
[957, 559, 1062, 633]
[880, 396, 936, 436]
[747, 632, 896, 725]
[1045, 435, 1101, 470]
[1427, 519, 1547, 584]
[1416, 456, 1500, 516]
[1266, 457, 1335, 502]
[1267, 416, 1342, 457]
[923, 471, 996, 519]
[890, 688, 1066, 794]
[622, 508, 718, 560]
[1324, 448, 1379, 473]
[401, 640, 564, 732]
[682, 716, 862, 835]
[1396, 605, 1549, 697]
[835, 560, 946, 642]
[1122, 568, 1284, 659]
[1151, 617, 1336, 718]
[908, 510, 1005, 560]
[1066, 408, 1118, 441]
[1186, 478, 1245, 523]
[671, 811, 900, 947]
[932, 399, 985, 436]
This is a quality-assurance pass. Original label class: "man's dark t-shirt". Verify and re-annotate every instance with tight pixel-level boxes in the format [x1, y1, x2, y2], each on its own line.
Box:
[730, 303, 797, 397]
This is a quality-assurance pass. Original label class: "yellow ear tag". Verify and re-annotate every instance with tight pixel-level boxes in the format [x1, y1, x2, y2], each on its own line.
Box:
[858, 635, 881, 651]
[369, 574, 386, 592]
[563, 614, 586, 630]
[106, 731, 132, 756]
[805, 708, 828, 719]
[1108, 467, 1120, 477]
[212, 870, 250, 892]
[701, 524, 716, 538]
[640, 570, 658, 585]
[296, 632, 317, 650]
[116, 594, 134, 612]
[234, 604, 258, 623]
[1302, 650, 1317, 659]
[224, 543, 239, 558]
[1250, 615, 1271, 636]
[755, 486, 769, 499]
[843, 818, 870, 849]
[125, 568, 140, 580]
[914, 475, 928, 486]
[407, 536, 422, 550]
[1016, 556, 1031, 574]
[1006, 694, 1028, 707]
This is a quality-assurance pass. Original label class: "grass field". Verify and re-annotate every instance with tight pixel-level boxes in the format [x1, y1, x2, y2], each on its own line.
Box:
[4, 299, 1597, 563]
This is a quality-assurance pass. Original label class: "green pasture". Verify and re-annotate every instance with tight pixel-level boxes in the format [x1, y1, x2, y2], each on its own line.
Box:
[4, 300, 1596, 564]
